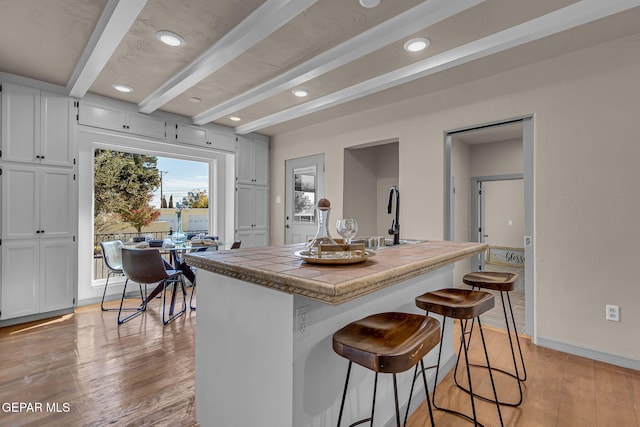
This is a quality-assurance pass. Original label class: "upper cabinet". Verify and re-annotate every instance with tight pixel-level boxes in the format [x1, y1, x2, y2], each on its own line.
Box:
[78, 100, 166, 140]
[175, 123, 235, 152]
[236, 135, 269, 186]
[1, 83, 74, 167]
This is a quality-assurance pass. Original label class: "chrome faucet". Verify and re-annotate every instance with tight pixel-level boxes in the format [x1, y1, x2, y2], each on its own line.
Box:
[387, 185, 400, 245]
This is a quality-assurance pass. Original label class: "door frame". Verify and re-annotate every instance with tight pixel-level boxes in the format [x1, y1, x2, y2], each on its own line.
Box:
[444, 116, 534, 338]
[284, 153, 325, 244]
[470, 174, 524, 270]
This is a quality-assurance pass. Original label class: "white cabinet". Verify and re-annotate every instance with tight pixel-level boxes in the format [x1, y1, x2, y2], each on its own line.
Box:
[78, 100, 166, 140]
[176, 123, 235, 152]
[2, 164, 75, 240]
[1, 241, 39, 319]
[1, 83, 74, 166]
[0, 238, 74, 319]
[1, 165, 75, 321]
[235, 135, 269, 247]
[39, 239, 75, 312]
[236, 184, 268, 248]
[236, 136, 268, 185]
[0, 83, 76, 322]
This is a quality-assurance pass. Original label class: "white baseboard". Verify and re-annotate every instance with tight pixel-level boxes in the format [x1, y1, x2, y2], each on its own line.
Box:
[0, 307, 74, 328]
[537, 337, 640, 371]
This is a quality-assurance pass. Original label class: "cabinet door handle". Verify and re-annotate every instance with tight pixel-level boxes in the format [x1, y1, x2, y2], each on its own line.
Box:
[36, 230, 40, 234]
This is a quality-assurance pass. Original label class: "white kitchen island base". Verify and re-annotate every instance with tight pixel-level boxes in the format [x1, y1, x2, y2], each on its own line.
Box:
[195, 266, 457, 427]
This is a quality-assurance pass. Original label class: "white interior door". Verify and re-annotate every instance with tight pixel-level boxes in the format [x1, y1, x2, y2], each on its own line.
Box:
[285, 154, 324, 244]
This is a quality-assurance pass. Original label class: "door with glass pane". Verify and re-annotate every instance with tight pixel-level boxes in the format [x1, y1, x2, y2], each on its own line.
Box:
[285, 154, 325, 244]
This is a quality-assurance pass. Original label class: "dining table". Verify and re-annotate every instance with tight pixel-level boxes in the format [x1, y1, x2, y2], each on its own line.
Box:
[124, 241, 216, 313]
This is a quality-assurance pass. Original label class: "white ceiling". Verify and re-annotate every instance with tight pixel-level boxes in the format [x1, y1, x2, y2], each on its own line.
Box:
[1, 0, 639, 136]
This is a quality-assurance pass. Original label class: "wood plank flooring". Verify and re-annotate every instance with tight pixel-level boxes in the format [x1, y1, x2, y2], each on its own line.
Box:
[0, 298, 638, 426]
[408, 323, 640, 427]
[0, 298, 197, 427]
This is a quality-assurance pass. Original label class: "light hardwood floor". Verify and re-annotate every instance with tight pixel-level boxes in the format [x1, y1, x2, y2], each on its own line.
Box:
[0, 297, 638, 426]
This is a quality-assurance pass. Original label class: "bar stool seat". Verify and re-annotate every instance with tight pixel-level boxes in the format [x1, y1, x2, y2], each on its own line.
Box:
[463, 271, 517, 291]
[333, 312, 440, 427]
[415, 288, 503, 427]
[462, 271, 526, 406]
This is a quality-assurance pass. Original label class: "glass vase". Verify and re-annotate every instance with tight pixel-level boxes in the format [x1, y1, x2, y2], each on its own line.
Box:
[172, 210, 187, 244]
[305, 207, 337, 253]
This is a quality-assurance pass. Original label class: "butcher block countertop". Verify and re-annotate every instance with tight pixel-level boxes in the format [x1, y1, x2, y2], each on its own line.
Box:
[184, 240, 487, 304]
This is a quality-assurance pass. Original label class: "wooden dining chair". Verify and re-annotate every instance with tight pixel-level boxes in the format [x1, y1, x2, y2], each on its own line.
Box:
[119, 248, 187, 325]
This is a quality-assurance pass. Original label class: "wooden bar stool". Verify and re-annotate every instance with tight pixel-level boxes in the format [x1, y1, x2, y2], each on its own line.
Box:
[415, 289, 503, 427]
[461, 271, 526, 406]
[333, 312, 441, 427]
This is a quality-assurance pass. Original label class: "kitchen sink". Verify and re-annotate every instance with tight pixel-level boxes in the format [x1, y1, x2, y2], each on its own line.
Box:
[350, 237, 426, 249]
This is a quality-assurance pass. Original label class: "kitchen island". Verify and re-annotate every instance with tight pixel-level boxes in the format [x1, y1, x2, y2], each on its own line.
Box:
[185, 240, 486, 427]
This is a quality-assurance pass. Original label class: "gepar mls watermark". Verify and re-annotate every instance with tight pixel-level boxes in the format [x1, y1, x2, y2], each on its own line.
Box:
[2, 402, 70, 413]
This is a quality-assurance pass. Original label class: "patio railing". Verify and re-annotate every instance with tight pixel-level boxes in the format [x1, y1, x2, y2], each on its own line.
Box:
[93, 230, 208, 280]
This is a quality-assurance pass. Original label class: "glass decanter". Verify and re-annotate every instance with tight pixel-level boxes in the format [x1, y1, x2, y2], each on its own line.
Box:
[304, 205, 337, 253]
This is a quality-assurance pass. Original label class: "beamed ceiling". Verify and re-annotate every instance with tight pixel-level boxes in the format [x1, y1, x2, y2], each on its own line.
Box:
[1, 0, 639, 136]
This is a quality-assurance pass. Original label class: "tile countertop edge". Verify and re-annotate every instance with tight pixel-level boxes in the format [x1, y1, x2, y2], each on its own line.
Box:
[184, 242, 487, 305]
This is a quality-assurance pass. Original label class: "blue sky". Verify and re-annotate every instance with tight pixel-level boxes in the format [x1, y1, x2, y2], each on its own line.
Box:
[152, 156, 209, 208]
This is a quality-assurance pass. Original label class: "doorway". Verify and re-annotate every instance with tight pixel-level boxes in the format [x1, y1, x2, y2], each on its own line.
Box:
[471, 175, 524, 270]
[285, 154, 325, 244]
[445, 117, 533, 336]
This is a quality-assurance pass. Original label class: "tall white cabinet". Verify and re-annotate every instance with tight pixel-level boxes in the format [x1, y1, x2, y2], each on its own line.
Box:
[235, 135, 269, 247]
[0, 82, 76, 321]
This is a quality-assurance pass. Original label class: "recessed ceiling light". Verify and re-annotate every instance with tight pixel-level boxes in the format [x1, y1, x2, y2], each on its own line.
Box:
[156, 30, 185, 47]
[189, 97, 202, 103]
[359, 0, 381, 8]
[292, 89, 310, 98]
[229, 116, 242, 122]
[404, 37, 430, 53]
[112, 84, 133, 93]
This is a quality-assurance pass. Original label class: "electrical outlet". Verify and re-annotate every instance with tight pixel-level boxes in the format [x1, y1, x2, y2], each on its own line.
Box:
[605, 304, 620, 322]
[296, 306, 310, 338]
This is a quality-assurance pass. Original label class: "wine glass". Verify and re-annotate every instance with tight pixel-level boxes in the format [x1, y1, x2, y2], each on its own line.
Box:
[336, 218, 358, 245]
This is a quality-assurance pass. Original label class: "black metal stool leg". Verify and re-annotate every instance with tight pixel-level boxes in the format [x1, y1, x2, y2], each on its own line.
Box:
[404, 351, 436, 427]
[419, 359, 436, 427]
[392, 374, 401, 427]
[403, 363, 419, 425]
[369, 372, 378, 427]
[456, 288, 526, 407]
[506, 291, 527, 381]
[460, 319, 479, 426]
[336, 361, 352, 427]
[477, 317, 504, 426]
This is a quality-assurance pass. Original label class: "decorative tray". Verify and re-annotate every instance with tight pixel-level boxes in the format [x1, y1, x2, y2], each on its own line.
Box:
[295, 243, 374, 265]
